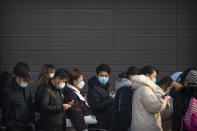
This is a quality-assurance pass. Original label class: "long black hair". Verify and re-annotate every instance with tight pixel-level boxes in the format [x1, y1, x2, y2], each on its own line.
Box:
[141, 66, 158, 76]
[118, 66, 139, 79]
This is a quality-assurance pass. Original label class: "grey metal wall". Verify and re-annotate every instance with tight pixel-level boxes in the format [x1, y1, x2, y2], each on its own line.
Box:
[0, 0, 197, 91]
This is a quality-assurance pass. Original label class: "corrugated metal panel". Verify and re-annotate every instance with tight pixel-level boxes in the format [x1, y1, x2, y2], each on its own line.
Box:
[0, 0, 197, 93]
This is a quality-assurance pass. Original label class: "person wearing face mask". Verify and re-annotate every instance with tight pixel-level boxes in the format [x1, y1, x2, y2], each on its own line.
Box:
[39, 68, 72, 131]
[142, 66, 167, 96]
[34, 64, 56, 129]
[63, 68, 95, 131]
[37, 64, 56, 87]
[35, 64, 56, 112]
[141, 66, 158, 83]
[87, 64, 114, 130]
[1, 62, 35, 131]
[158, 76, 173, 131]
[131, 66, 169, 131]
[110, 66, 139, 131]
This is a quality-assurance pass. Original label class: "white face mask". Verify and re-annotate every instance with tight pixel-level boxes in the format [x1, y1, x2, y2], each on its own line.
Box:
[20, 81, 28, 88]
[57, 82, 65, 89]
[78, 81, 85, 89]
[49, 73, 55, 78]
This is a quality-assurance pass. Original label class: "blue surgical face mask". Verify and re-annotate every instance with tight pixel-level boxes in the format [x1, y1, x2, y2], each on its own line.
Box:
[152, 78, 157, 83]
[166, 89, 173, 103]
[57, 82, 65, 89]
[20, 81, 28, 88]
[98, 76, 109, 85]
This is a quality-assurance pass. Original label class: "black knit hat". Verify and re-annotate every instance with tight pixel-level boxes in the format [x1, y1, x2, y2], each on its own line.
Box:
[186, 70, 197, 84]
[13, 62, 31, 82]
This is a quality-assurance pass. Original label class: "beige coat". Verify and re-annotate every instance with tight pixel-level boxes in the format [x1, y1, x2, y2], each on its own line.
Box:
[131, 75, 167, 131]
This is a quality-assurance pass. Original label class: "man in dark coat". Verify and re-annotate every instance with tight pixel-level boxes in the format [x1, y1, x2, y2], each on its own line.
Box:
[0, 71, 13, 130]
[39, 68, 71, 131]
[1, 62, 35, 131]
[87, 64, 114, 130]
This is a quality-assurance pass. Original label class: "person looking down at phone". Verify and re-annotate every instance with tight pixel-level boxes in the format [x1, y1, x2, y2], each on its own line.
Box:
[131, 66, 169, 131]
[64, 68, 95, 131]
[39, 68, 72, 131]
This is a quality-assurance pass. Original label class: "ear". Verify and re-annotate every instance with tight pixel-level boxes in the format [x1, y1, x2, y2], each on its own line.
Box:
[96, 74, 98, 78]
[15, 76, 19, 81]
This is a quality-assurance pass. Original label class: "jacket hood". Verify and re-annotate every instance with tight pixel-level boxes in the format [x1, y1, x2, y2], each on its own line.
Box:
[131, 75, 166, 96]
[87, 76, 97, 88]
[115, 78, 132, 90]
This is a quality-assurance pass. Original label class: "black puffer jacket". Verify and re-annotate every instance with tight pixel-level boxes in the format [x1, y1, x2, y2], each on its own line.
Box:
[87, 76, 114, 129]
[39, 81, 65, 130]
[173, 86, 197, 131]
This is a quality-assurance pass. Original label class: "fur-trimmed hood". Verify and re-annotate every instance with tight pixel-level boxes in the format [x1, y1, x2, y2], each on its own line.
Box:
[131, 75, 166, 96]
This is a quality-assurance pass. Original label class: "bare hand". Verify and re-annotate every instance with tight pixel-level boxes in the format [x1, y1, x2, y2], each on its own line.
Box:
[110, 93, 116, 99]
[84, 94, 87, 101]
[63, 104, 71, 111]
[164, 96, 169, 102]
[68, 100, 75, 106]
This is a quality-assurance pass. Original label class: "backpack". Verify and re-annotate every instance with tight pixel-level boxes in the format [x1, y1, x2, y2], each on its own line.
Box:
[184, 97, 197, 131]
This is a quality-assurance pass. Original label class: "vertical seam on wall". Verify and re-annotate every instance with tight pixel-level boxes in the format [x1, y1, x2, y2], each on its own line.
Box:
[176, 0, 178, 71]
[112, 0, 115, 90]
[49, 2, 52, 64]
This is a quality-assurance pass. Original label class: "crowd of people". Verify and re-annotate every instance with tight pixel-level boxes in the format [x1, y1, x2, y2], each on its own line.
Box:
[0, 62, 197, 131]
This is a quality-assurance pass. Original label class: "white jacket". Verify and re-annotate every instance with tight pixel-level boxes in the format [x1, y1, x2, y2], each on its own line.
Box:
[131, 75, 167, 131]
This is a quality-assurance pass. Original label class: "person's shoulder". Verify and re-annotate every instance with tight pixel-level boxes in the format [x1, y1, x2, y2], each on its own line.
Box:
[179, 86, 194, 97]
[64, 86, 72, 92]
[120, 86, 132, 91]
[87, 85, 100, 97]
[3, 80, 19, 98]
[117, 86, 132, 97]
[37, 83, 46, 89]
[6, 80, 17, 91]
[64, 87, 75, 95]
[135, 85, 147, 91]
[64, 87, 79, 100]
[135, 85, 152, 95]
[88, 84, 98, 92]
[42, 84, 52, 93]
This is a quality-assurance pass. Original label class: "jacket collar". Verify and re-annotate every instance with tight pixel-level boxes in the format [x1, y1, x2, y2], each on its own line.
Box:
[12, 79, 24, 90]
[67, 83, 80, 94]
[49, 80, 59, 90]
[131, 75, 165, 96]
[67, 83, 89, 106]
